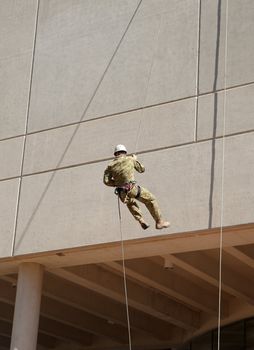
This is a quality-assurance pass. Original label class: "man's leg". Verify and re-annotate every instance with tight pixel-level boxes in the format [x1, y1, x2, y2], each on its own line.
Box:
[119, 191, 149, 229]
[135, 187, 161, 222]
[130, 186, 170, 229]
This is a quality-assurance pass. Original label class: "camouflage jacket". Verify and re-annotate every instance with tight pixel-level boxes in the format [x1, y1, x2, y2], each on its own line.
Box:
[103, 155, 145, 187]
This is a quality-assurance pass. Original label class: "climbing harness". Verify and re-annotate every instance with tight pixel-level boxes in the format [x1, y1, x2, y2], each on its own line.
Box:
[114, 181, 136, 195]
[114, 181, 141, 199]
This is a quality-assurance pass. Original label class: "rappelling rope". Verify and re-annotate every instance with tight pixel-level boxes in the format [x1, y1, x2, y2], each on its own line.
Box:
[114, 1, 144, 348]
[117, 9, 164, 350]
[117, 196, 132, 349]
[217, 0, 229, 348]
[118, 0, 229, 347]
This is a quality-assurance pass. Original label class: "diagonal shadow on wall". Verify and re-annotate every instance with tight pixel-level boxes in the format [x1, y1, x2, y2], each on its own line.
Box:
[14, 0, 143, 252]
[208, 0, 223, 229]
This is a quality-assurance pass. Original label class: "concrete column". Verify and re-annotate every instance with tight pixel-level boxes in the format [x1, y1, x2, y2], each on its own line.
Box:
[10, 263, 44, 350]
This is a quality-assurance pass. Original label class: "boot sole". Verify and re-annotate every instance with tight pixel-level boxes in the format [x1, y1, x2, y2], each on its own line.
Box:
[141, 223, 150, 230]
[156, 222, 170, 230]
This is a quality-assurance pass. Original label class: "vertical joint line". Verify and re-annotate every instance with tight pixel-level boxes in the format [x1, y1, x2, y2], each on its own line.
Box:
[194, 0, 201, 142]
[11, 0, 40, 257]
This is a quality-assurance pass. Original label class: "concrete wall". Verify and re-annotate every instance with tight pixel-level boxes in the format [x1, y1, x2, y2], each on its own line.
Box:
[1, 0, 254, 257]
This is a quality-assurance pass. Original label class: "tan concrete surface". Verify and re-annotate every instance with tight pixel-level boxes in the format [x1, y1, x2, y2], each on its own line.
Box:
[0, 179, 19, 258]
[226, 0, 254, 87]
[87, 0, 199, 118]
[199, 0, 227, 93]
[27, 0, 142, 132]
[0, 0, 253, 270]
[0, 1, 254, 348]
[199, 0, 254, 93]
[27, 0, 198, 132]
[0, 0, 37, 139]
[223, 132, 254, 226]
[14, 131, 254, 255]
[0, 137, 23, 180]
[197, 84, 254, 140]
[23, 98, 195, 175]
[13, 139, 221, 255]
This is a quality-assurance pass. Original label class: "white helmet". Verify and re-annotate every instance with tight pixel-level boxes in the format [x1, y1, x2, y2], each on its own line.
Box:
[114, 144, 127, 155]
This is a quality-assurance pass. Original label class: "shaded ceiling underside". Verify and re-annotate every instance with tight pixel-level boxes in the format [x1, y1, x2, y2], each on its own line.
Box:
[0, 224, 254, 349]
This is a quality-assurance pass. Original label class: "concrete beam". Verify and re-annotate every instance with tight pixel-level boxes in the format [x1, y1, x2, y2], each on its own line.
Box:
[0, 296, 92, 347]
[55, 264, 200, 330]
[0, 277, 126, 345]
[0, 335, 10, 349]
[43, 272, 174, 341]
[0, 319, 57, 349]
[1, 223, 254, 275]
[40, 296, 128, 344]
[39, 317, 93, 346]
[0, 320, 12, 338]
[223, 246, 254, 269]
[104, 258, 227, 316]
[168, 252, 254, 305]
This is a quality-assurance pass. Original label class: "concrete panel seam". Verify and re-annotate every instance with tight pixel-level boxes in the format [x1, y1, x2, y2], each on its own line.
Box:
[194, 0, 201, 142]
[12, 0, 145, 256]
[11, 0, 41, 257]
[0, 129, 252, 182]
[1, 80, 252, 142]
[0, 78, 253, 143]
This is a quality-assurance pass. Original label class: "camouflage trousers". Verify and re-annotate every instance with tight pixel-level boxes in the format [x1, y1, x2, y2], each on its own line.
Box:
[118, 185, 161, 223]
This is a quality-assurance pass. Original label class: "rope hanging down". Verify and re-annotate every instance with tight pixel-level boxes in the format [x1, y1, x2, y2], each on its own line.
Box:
[118, 0, 229, 349]
[117, 12, 164, 350]
[217, 0, 229, 349]
[117, 196, 132, 349]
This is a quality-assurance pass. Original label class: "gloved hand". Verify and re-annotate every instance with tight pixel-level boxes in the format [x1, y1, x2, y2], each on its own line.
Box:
[131, 154, 137, 160]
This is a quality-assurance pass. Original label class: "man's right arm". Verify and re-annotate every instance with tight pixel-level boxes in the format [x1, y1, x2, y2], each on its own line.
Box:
[103, 167, 115, 187]
[132, 155, 145, 173]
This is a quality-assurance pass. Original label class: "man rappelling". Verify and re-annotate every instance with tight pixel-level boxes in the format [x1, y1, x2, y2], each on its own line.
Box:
[103, 145, 170, 230]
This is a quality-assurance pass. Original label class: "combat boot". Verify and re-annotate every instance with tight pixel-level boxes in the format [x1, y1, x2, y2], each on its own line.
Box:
[156, 220, 170, 229]
[139, 219, 150, 230]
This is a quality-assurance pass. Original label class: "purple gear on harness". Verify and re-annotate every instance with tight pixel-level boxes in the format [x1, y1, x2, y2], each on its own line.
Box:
[114, 181, 141, 198]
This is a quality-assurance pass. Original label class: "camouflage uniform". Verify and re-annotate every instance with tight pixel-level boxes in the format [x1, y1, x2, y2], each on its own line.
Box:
[103, 155, 162, 224]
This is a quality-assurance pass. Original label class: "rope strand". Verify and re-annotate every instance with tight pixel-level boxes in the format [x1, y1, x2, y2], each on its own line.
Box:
[117, 198, 132, 350]
[116, 2, 145, 349]
[117, 9, 163, 349]
[217, 0, 229, 349]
